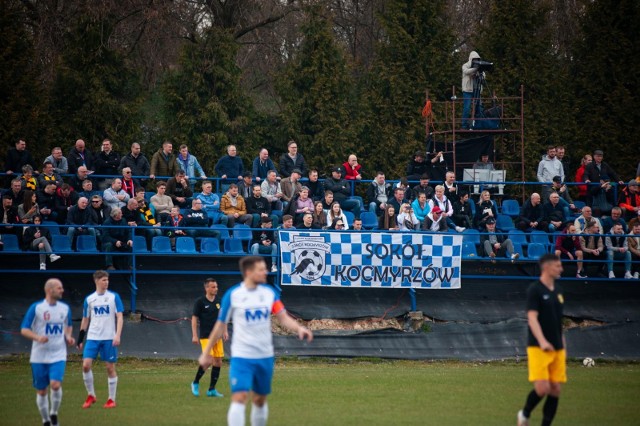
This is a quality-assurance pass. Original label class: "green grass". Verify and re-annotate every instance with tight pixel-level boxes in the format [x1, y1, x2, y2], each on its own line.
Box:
[0, 356, 637, 425]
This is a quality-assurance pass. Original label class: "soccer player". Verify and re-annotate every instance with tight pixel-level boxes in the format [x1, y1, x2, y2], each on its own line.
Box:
[21, 278, 75, 426]
[199, 256, 313, 426]
[77, 270, 124, 409]
[517, 254, 566, 426]
[191, 277, 227, 397]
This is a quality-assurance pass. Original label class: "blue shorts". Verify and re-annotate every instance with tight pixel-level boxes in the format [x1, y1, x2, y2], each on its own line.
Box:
[229, 357, 275, 395]
[83, 340, 118, 363]
[31, 361, 66, 390]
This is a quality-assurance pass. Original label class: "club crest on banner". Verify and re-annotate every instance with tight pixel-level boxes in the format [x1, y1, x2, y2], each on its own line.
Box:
[289, 236, 331, 282]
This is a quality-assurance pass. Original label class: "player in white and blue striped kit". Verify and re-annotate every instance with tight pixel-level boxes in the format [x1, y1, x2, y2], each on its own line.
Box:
[200, 256, 313, 426]
[21, 278, 75, 426]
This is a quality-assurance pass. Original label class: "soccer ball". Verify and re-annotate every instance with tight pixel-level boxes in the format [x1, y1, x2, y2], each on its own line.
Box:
[297, 250, 324, 280]
[582, 357, 595, 367]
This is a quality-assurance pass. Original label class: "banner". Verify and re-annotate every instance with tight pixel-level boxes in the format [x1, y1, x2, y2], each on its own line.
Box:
[278, 231, 462, 289]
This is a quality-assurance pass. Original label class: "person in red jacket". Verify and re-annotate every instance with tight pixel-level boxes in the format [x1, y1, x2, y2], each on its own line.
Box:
[574, 154, 592, 201]
[342, 155, 362, 181]
[554, 223, 585, 278]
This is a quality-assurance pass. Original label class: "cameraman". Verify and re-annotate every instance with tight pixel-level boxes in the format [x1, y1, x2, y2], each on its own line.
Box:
[461, 51, 481, 130]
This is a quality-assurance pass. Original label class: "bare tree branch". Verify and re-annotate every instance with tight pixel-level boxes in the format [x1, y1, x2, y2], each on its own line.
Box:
[233, 7, 300, 40]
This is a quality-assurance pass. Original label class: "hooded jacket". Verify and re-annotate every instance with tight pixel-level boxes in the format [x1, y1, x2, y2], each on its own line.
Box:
[422, 212, 448, 232]
[537, 155, 564, 183]
[461, 51, 481, 93]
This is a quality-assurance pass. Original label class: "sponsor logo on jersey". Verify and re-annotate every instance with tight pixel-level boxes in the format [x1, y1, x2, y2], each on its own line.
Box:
[45, 323, 64, 335]
[245, 307, 269, 322]
[93, 305, 110, 315]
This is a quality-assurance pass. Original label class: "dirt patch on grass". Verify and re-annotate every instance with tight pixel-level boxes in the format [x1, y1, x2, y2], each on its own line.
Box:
[563, 317, 606, 329]
[273, 317, 403, 335]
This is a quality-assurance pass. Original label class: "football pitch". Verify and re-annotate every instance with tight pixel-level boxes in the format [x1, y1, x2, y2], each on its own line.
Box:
[0, 356, 637, 425]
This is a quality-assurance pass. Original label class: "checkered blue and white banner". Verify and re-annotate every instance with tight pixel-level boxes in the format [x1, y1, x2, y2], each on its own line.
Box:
[278, 231, 462, 289]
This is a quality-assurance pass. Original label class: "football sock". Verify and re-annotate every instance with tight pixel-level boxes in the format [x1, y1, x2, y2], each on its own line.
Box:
[108, 376, 118, 401]
[36, 393, 50, 423]
[522, 389, 543, 418]
[194, 366, 206, 383]
[251, 402, 269, 426]
[542, 395, 559, 426]
[83, 370, 95, 396]
[209, 366, 221, 390]
[50, 388, 62, 415]
[228, 402, 245, 426]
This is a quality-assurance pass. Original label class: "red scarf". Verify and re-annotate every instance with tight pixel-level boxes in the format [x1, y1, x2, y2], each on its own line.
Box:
[122, 178, 135, 198]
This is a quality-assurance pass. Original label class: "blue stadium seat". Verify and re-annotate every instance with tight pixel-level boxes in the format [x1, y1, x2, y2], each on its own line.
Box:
[133, 236, 149, 253]
[468, 200, 476, 217]
[512, 243, 525, 259]
[462, 241, 478, 259]
[144, 191, 155, 203]
[343, 211, 355, 227]
[151, 236, 173, 253]
[200, 238, 221, 254]
[462, 229, 481, 245]
[529, 230, 551, 246]
[501, 199, 521, 218]
[496, 214, 515, 231]
[224, 238, 246, 255]
[360, 212, 378, 230]
[1, 234, 20, 252]
[211, 224, 230, 239]
[76, 235, 98, 253]
[508, 229, 528, 247]
[527, 243, 547, 260]
[233, 224, 252, 241]
[573, 200, 586, 211]
[176, 237, 196, 254]
[52, 235, 73, 253]
[42, 221, 60, 236]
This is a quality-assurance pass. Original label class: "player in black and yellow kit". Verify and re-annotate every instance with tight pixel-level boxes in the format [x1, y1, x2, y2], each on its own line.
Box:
[191, 278, 227, 397]
[517, 254, 566, 426]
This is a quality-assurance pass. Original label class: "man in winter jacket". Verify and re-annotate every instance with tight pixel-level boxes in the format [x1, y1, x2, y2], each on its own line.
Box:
[150, 141, 180, 181]
[66, 197, 97, 245]
[461, 51, 481, 129]
[119, 143, 152, 185]
[279, 140, 308, 178]
[215, 145, 244, 185]
[67, 139, 94, 174]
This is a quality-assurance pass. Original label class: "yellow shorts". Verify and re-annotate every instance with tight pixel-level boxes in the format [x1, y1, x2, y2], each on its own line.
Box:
[527, 347, 567, 383]
[200, 338, 224, 358]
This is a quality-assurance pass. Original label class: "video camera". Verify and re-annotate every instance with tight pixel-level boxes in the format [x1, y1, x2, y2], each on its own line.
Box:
[472, 58, 494, 73]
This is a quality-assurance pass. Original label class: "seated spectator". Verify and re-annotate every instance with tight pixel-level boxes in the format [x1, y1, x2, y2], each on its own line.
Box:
[37, 183, 58, 222]
[44, 147, 68, 175]
[120, 167, 137, 199]
[328, 218, 346, 230]
[66, 197, 97, 246]
[574, 206, 602, 234]
[119, 143, 152, 185]
[195, 181, 227, 227]
[23, 215, 61, 271]
[215, 144, 244, 186]
[579, 220, 606, 277]
[312, 201, 327, 229]
[481, 218, 519, 262]
[122, 198, 156, 245]
[103, 178, 130, 211]
[6, 178, 24, 204]
[68, 165, 91, 192]
[54, 184, 78, 224]
[394, 177, 410, 193]
[281, 169, 303, 206]
[421, 205, 448, 233]
[166, 170, 193, 208]
[298, 212, 320, 230]
[352, 218, 363, 231]
[136, 194, 161, 239]
[150, 141, 180, 181]
[67, 139, 94, 174]
[388, 187, 409, 214]
[1, 194, 20, 235]
[261, 170, 284, 211]
[443, 172, 458, 198]
[574, 154, 592, 202]
[543, 193, 567, 233]
[247, 184, 279, 228]
[605, 223, 633, 279]
[37, 161, 63, 189]
[18, 190, 39, 224]
[293, 187, 314, 222]
[20, 165, 37, 191]
[220, 184, 253, 227]
[618, 180, 640, 221]
[397, 203, 420, 231]
[378, 205, 399, 231]
[162, 206, 187, 242]
[411, 174, 434, 201]
[94, 139, 121, 183]
[602, 207, 628, 234]
[628, 222, 640, 279]
[549, 176, 576, 217]
[452, 191, 473, 229]
[307, 169, 324, 201]
[90, 195, 111, 226]
[411, 192, 431, 222]
[367, 172, 392, 214]
[177, 144, 207, 181]
[473, 153, 494, 170]
[555, 224, 585, 278]
[429, 185, 465, 232]
[327, 202, 349, 229]
[343, 155, 362, 181]
[78, 178, 99, 200]
[102, 208, 132, 270]
[279, 140, 308, 178]
[321, 191, 334, 211]
[278, 215, 296, 231]
[183, 199, 216, 239]
[237, 171, 254, 199]
[151, 181, 174, 223]
[322, 166, 362, 217]
[251, 217, 278, 272]
[474, 190, 497, 229]
[252, 149, 275, 183]
[406, 151, 429, 181]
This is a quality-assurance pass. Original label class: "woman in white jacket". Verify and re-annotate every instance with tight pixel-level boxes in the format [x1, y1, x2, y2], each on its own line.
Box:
[397, 203, 420, 231]
[326, 202, 349, 230]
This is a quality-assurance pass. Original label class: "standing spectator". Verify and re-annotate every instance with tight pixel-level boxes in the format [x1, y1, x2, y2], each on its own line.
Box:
[628, 222, 640, 279]
[119, 143, 152, 185]
[220, 184, 252, 227]
[94, 139, 121, 177]
[411, 192, 431, 223]
[77, 180, 99, 203]
[397, 203, 420, 231]
[251, 217, 278, 272]
[429, 185, 464, 232]
[473, 153, 494, 170]
[342, 155, 362, 181]
[69, 166, 91, 192]
[150, 141, 179, 181]
[102, 208, 132, 270]
[537, 146, 564, 200]
[251, 149, 275, 183]
[378, 205, 399, 231]
[89, 195, 111, 226]
[166, 170, 193, 208]
[618, 180, 640, 221]
[6, 178, 24, 204]
[103, 178, 130, 211]
[53, 184, 78, 224]
[323, 166, 361, 217]
[443, 171, 458, 198]
[119, 168, 137, 199]
[583, 149, 625, 210]
[37, 183, 58, 222]
[367, 172, 392, 214]
[605, 223, 633, 279]
[281, 169, 303, 205]
[579, 220, 606, 277]
[67, 139, 94, 174]
[44, 147, 68, 175]
[327, 202, 349, 229]
[20, 165, 37, 191]
[23, 215, 61, 270]
[474, 190, 497, 229]
[312, 201, 327, 229]
[481, 218, 519, 262]
[574, 154, 592, 201]
[574, 205, 602, 234]
[411, 174, 434, 201]
[421, 205, 448, 232]
[4, 139, 35, 175]
[260, 170, 284, 211]
[1, 194, 19, 235]
[177, 144, 207, 181]
[183, 199, 215, 238]
[215, 145, 244, 186]
[601, 207, 628, 234]
[406, 151, 430, 181]
[543, 193, 567, 233]
[307, 169, 324, 201]
[246, 184, 278, 228]
[195, 181, 227, 227]
[150, 181, 174, 222]
[18, 190, 40, 224]
[37, 162, 63, 189]
[66, 197, 97, 245]
[555, 224, 586, 278]
[555, 145, 571, 176]
[452, 191, 473, 229]
[461, 51, 480, 129]
[279, 140, 308, 178]
[427, 150, 447, 183]
[237, 171, 253, 199]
